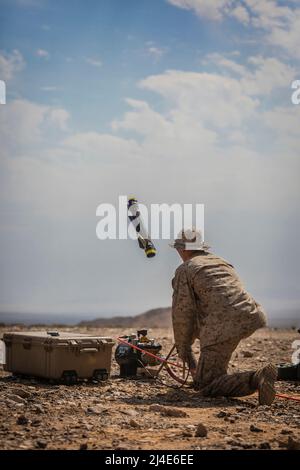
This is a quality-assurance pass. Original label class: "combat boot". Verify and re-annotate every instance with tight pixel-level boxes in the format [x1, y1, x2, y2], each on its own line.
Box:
[251, 363, 277, 405]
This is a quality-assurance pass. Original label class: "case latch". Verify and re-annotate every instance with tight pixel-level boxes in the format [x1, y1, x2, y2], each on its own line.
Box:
[22, 338, 32, 350]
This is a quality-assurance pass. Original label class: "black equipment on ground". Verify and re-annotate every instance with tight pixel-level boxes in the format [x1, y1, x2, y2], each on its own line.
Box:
[277, 362, 300, 380]
[115, 329, 162, 377]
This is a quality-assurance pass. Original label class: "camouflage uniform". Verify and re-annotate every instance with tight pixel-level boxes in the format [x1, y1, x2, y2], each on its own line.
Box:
[172, 252, 267, 397]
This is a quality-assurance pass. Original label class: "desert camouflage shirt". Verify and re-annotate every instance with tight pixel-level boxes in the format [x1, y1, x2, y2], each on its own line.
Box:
[172, 252, 267, 361]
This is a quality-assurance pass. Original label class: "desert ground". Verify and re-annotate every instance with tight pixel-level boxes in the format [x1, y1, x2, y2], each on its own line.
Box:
[0, 326, 299, 451]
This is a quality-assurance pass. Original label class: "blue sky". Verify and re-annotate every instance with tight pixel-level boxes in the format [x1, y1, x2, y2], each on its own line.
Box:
[1, 0, 216, 127]
[0, 0, 300, 319]
[1, 0, 294, 130]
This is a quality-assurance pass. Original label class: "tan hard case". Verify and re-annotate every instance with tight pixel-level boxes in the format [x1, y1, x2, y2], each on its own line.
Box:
[3, 331, 115, 382]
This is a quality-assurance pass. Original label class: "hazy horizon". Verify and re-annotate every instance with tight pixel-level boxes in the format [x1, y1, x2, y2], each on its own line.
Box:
[0, 306, 299, 329]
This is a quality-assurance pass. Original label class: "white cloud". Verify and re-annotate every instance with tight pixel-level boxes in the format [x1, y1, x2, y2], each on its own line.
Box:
[109, 64, 299, 213]
[242, 1, 300, 58]
[63, 132, 140, 161]
[243, 56, 295, 95]
[139, 69, 258, 131]
[112, 98, 174, 137]
[0, 99, 70, 156]
[205, 53, 296, 95]
[167, 0, 300, 58]
[145, 42, 167, 61]
[85, 57, 103, 67]
[167, 0, 231, 21]
[36, 48, 49, 59]
[267, 9, 300, 58]
[0, 99, 48, 150]
[47, 108, 70, 131]
[230, 5, 250, 25]
[0, 49, 25, 81]
[204, 53, 247, 75]
[244, 0, 293, 30]
[263, 106, 299, 152]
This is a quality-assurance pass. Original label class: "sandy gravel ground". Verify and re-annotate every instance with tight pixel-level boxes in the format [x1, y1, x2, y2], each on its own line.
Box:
[0, 327, 299, 450]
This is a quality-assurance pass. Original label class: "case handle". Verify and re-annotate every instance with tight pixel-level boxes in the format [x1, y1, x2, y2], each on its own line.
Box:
[79, 347, 98, 354]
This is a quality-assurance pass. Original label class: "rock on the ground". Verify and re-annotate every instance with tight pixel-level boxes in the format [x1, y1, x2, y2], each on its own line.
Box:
[250, 424, 263, 433]
[259, 442, 271, 449]
[129, 419, 140, 428]
[16, 415, 29, 425]
[6, 394, 26, 404]
[14, 389, 32, 399]
[149, 404, 187, 418]
[287, 437, 300, 450]
[195, 423, 208, 438]
[36, 440, 47, 449]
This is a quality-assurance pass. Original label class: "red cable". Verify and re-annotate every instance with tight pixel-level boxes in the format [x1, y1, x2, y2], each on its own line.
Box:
[275, 393, 300, 402]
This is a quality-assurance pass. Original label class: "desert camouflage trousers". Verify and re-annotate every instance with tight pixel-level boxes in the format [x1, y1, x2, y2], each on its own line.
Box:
[194, 337, 257, 397]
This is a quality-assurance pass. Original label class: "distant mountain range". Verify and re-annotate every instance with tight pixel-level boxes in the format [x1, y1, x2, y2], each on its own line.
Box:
[78, 307, 172, 328]
[0, 308, 172, 328]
